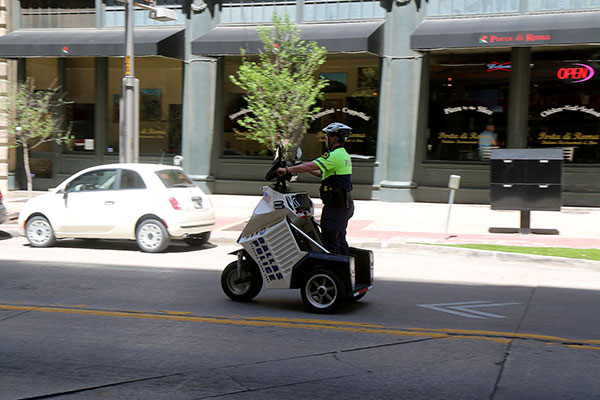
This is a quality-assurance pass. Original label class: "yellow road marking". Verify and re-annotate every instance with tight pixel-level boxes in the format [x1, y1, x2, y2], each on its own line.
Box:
[1, 304, 598, 351]
[159, 310, 193, 315]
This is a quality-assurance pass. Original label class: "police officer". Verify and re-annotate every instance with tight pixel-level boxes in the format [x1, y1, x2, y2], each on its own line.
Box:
[277, 122, 354, 255]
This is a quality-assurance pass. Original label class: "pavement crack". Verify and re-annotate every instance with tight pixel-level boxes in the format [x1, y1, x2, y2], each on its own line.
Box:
[194, 372, 366, 399]
[339, 337, 438, 353]
[16, 372, 184, 399]
[489, 286, 538, 400]
[210, 337, 436, 374]
[0, 309, 33, 322]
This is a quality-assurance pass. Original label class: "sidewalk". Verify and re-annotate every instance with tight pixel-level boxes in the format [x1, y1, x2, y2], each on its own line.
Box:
[3, 190, 600, 252]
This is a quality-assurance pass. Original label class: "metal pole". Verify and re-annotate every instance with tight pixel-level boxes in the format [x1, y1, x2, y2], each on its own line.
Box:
[444, 188, 456, 239]
[120, 0, 139, 163]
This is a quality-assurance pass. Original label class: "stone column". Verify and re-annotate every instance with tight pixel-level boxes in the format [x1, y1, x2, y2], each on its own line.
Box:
[181, 7, 219, 193]
[374, 1, 426, 202]
[0, 0, 8, 193]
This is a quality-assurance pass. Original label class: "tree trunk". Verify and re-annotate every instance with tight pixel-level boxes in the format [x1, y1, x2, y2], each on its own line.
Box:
[23, 142, 32, 195]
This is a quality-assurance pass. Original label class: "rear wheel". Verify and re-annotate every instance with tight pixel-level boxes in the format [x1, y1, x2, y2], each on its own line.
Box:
[25, 216, 56, 248]
[183, 232, 210, 247]
[221, 261, 262, 301]
[136, 218, 170, 253]
[301, 268, 346, 314]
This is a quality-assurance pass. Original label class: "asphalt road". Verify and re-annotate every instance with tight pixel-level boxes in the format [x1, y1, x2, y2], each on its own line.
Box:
[0, 236, 599, 399]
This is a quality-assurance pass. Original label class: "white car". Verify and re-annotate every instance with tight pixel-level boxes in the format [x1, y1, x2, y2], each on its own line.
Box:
[18, 163, 215, 253]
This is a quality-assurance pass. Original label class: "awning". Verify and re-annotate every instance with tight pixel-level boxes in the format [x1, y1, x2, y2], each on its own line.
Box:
[411, 11, 600, 51]
[192, 21, 384, 56]
[0, 27, 185, 59]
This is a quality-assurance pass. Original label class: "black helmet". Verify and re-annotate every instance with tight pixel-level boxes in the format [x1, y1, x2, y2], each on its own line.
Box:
[322, 122, 352, 141]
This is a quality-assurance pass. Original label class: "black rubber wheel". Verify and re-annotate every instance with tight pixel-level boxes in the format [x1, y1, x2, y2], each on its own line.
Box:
[25, 216, 56, 248]
[136, 218, 170, 253]
[183, 232, 210, 247]
[221, 261, 263, 302]
[301, 268, 346, 314]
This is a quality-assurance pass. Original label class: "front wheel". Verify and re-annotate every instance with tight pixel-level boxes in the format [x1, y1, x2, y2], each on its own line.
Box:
[136, 219, 170, 253]
[25, 216, 56, 248]
[221, 261, 263, 302]
[301, 268, 346, 314]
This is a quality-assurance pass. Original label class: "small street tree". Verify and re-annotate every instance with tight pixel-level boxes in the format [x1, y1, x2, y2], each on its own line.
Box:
[5, 79, 72, 192]
[230, 15, 328, 159]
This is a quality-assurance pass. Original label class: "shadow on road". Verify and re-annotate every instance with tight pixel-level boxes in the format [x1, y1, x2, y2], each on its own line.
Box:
[20, 238, 218, 253]
[0, 230, 12, 241]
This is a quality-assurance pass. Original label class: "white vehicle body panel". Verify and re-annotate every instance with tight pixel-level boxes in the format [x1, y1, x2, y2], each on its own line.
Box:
[17, 163, 215, 241]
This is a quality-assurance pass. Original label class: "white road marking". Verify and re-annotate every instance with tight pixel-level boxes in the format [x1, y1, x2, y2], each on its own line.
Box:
[418, 301, 521, 319]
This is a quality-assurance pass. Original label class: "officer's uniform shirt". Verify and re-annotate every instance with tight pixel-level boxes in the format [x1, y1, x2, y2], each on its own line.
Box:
[313, 146, 353, 192]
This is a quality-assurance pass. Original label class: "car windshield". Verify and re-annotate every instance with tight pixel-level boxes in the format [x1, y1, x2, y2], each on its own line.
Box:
[155, 169, 195, 188]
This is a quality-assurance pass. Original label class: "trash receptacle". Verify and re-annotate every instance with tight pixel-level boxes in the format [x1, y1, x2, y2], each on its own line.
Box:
[489, 148, 563, 234]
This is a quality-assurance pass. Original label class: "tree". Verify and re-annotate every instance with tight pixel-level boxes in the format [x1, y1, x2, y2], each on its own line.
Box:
[230, 15, 329, 159]
[5, 79, 72, 192]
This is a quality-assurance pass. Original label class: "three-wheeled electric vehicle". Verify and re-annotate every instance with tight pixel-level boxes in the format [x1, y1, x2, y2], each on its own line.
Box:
[220, 147, 374, 313]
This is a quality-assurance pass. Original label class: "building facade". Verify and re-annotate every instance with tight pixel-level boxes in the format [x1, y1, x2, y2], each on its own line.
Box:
[0, 0, 599, 206]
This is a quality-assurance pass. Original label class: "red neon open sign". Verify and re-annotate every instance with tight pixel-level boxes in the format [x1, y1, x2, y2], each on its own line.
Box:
[557, 63, 595, 83]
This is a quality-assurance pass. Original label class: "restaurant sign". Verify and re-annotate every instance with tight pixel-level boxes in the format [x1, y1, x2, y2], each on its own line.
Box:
[556, 64, 595, 83]
[478, 33, 552, 45]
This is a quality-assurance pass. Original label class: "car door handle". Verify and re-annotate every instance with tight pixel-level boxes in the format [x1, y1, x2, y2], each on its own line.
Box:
[105, 201, 115, 205]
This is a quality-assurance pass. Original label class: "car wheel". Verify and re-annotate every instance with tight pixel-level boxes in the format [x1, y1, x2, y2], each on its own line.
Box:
[136, 219, 170, 253]
[183, 232, 210, 247]
[301, 268, 346, 314]
[221, 261, 263, 301]
[25, 216, 56, 248]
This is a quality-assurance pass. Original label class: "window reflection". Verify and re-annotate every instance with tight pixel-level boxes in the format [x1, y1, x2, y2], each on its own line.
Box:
[223, 57, 380, 160]
[427, 53, 509, 161]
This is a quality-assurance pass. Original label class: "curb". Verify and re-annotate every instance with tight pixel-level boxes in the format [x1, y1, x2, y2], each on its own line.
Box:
[3, 221, 600, 272]
[207, 232, 600, 272]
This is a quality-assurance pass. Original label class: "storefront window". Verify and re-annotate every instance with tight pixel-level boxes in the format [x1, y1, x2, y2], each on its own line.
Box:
[64, 58, 95, 153]
[25, 59, 59, 154]
[528, 49, 600, 163]
[427, 52, 510, 161]
[108, 57, 183, 156]
[21, 0, 95, 28]
[224, 57, 380, 160]
[104, 0, 185, 26]
[427, 0, 518, 16]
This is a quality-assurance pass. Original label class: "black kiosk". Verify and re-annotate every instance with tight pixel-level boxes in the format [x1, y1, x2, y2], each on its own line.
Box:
[489, 148, 563, 235]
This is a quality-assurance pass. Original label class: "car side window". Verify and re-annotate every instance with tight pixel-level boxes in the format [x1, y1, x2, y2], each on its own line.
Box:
[65, 170, 118, 193]
[120, 169, 146, 190]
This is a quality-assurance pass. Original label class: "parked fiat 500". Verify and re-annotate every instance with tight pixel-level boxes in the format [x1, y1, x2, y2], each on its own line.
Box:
[18, 164, 215, 252]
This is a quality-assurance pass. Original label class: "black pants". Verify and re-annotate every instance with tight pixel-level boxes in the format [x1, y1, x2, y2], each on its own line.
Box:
[320, 199, 354, 256]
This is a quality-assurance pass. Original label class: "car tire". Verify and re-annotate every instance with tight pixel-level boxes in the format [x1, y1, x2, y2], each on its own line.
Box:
[183, 232, 210, 247]
[221, 261, 263, 302]
[301, 268, 346, 314]
[25, 216, 56, 248]
[136, 218, 170, 253]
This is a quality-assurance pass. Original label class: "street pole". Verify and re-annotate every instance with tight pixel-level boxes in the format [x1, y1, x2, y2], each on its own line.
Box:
[119, 0, 139, 163]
